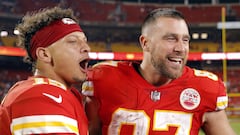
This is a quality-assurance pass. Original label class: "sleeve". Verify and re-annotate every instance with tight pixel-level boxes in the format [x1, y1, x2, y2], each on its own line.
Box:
[10, 85, 80, 135]
[0, 106, 12, 135]
[216, 80, 228, 110]
[193, 68, 228, 111]
[82, 63, 105, 97]
[82, 81, 94, 97]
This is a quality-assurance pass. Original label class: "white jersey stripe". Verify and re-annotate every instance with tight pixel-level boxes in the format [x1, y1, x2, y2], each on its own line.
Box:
[13, 127, 79, 135]
[11, 115, 79, 135]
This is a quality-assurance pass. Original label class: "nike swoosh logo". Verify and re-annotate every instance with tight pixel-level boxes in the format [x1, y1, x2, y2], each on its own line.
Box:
[42, 93, 62, 103]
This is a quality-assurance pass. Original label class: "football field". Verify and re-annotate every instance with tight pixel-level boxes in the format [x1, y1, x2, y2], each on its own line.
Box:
[199, 118, 240, 135]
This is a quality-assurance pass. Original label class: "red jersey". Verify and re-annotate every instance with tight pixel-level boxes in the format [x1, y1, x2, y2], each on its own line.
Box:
[82, 61, 228, 135]
[0, 77, 88, 135]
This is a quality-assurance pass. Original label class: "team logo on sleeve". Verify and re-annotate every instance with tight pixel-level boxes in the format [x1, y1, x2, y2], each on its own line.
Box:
[180, 88, 201, 110]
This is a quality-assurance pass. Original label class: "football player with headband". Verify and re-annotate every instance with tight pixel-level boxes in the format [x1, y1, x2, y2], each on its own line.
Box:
[82, 8, 236, 135]
[0, 7, 90, 135]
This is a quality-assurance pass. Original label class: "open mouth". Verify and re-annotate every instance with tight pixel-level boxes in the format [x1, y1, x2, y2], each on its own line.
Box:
[168, 57, 182, 64]
[79, 59, 89, 70]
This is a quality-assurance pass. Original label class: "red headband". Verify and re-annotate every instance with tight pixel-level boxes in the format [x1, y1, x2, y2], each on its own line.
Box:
[30, 18, 83, 60]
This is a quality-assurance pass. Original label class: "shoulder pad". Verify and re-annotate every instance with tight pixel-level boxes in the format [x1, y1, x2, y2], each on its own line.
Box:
[92, 60, 119, 68]
[193, 69, 219, 81]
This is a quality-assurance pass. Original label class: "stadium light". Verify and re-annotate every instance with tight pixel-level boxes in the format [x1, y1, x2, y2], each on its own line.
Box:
[192, 33, 199, 39]
[201, 33, 208, 39]
[192, 32, 208, 40]
[0, 31, 8, 37]
[217, 21, 240, 29]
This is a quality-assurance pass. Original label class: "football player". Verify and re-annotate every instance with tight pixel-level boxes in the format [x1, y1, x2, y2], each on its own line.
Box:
[83, 8, 236, 135]
[0, 7, 90, 135]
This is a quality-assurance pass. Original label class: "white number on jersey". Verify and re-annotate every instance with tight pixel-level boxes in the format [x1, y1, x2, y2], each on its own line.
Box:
[108, 108, 193, 135]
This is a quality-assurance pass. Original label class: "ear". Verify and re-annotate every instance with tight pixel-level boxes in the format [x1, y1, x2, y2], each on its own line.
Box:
[35, 47, 52, 63]
[139, 35, 150, 52]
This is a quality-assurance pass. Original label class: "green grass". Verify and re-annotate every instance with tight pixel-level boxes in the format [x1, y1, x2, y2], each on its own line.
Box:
[199, 118, 240, 135]
[231, 122, 240, 134]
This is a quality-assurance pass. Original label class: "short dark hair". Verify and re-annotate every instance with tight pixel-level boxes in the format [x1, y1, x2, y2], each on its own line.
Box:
[141, 8, 186, 33]
[16, 6, 79, 64]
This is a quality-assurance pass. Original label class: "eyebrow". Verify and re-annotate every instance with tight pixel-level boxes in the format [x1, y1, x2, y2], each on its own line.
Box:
[67, 34, 87, 40]
[164, 33, 190, 39]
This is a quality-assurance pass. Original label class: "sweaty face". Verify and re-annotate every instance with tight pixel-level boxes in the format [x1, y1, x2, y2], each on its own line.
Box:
[147, 17, 190, 79]
[48, 31, 90, 85]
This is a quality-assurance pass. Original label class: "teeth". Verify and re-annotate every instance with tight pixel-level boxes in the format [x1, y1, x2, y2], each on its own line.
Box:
[169, 58, 181, 62]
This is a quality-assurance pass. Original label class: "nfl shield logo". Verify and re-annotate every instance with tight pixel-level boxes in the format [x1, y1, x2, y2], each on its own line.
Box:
[150, 90, 160, 102]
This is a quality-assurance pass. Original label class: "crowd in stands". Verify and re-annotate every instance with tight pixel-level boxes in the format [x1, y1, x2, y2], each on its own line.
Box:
[0, 69, 31, 101]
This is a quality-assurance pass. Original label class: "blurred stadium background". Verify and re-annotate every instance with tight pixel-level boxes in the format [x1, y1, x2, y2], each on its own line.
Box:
[0, 0, 240, 134]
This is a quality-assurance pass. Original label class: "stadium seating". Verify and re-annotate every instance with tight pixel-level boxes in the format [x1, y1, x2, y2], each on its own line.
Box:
[190, 42, 220, 52]
[111, 42, 142, 52]
[13, 0, 240, 24]
[15, 0, 58, 14]
[88, 42, 107, 52]
[2, 35, 240, 52]
[176, 5, 222, 23]
[1, 36, 17, 47]
[231, 4, 240, 18]
[226, 42, 240, 52]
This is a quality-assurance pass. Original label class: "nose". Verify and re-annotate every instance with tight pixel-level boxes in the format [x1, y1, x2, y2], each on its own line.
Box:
[81, 42, 91, 53]
[173, 40, 187, 53]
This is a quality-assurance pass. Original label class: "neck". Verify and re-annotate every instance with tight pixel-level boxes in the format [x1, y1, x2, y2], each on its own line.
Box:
[138, 63, 172, 87]
[34, 69, 69, 88]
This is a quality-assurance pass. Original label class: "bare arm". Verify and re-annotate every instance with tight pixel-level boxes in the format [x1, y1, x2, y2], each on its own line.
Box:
[85, 96, 102, 135]
[202, 110, 236, 135]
